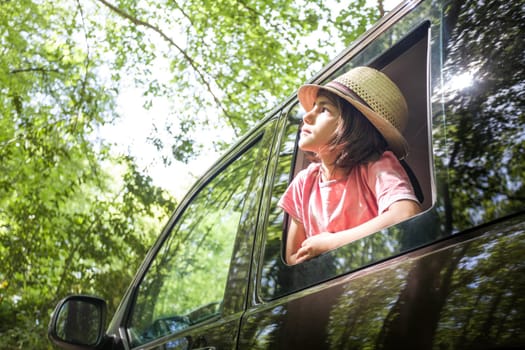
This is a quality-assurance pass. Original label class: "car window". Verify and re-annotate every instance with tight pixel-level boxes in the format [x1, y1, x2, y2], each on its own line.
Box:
[259, 20, 434, 300]
[259, 0, 524, 301]
[434, 0, 525, 233]
[126, 137, 262, 347]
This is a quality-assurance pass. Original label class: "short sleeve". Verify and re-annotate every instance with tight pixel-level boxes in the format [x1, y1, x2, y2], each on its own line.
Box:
[278, 163, 320, 223]
[367, 151, 419, 214]
[278, 169, 307, 223]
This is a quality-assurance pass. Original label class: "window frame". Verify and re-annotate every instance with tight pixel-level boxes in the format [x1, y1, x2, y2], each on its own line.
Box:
[256, 20, 435, 301]
[122, 127, 270, 347]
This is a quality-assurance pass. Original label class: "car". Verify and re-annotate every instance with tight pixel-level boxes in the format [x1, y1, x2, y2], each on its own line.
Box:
[48, 0, 525, 348]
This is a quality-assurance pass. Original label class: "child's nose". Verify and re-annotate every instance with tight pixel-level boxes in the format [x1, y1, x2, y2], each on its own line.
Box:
[303, 109, 316, 124]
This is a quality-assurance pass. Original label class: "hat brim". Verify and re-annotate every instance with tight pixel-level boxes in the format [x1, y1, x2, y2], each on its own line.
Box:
[298, 84, 409, 159]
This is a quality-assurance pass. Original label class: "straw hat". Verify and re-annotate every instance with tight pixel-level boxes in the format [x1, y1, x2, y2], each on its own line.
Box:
[298, 66, 409, 159]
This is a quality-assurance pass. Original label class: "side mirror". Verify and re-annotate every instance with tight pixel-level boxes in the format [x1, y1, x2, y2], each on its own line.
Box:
[48, 295, 107, 350]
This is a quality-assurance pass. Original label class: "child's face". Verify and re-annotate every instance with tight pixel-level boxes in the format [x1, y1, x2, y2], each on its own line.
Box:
[299, 94, 341, 154]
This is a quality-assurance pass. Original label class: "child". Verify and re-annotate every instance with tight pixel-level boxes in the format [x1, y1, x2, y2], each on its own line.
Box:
[279, 66, 421, 265]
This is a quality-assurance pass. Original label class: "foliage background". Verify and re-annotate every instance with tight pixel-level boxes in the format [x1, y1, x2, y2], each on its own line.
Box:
[0, 0, 389, 348]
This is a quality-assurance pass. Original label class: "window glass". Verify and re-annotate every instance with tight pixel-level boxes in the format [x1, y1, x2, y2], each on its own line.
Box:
[259, 106, 302, 296]
[127, 138, 262, 346]
[434, 0, 524, 233]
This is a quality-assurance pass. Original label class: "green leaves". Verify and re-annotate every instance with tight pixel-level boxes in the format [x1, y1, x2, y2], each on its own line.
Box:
[94, 0, 380, 158]
[0, 1, 176, 346]
[0, 0, 383, 347]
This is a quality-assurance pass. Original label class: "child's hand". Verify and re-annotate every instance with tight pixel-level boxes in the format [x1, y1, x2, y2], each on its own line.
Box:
[295, 232, 336, 263]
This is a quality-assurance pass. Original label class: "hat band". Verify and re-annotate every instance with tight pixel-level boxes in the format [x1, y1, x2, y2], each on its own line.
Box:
[326, 81, 372, 110]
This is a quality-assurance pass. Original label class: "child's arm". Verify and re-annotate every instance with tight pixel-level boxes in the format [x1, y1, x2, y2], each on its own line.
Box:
[286, 218, 307, 265]
[293, 199, 421, 264]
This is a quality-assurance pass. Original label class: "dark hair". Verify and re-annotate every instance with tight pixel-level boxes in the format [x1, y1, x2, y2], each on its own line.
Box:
[312, 90, 388, 172]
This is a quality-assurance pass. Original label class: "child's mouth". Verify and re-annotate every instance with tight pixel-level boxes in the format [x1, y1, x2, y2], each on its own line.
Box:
[301, 128, 312, 135]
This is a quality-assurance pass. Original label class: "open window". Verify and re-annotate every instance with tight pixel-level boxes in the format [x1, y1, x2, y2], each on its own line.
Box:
[291, 21, 432, 212]
[259, 21, 434, 300]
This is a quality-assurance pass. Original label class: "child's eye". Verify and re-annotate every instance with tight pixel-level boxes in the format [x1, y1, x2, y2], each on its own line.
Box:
[322, 107, 334, 114]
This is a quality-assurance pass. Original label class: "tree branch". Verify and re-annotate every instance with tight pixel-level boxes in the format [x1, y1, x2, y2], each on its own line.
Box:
[236, 0, 294, 46]
[74, 0, 92, 133]
[377, 0, 385, 18]
[9, 67, 60, 74]
[95, 0, 240, 135]
[167, 0, 194, 28]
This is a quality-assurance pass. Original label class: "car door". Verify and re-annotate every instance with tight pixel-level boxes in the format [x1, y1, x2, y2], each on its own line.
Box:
[120, 117, 277, 349]
[238, 0, 525, 348]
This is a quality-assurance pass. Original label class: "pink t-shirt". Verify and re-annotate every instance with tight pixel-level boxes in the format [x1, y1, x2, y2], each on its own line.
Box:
[278, 151, 418, 238]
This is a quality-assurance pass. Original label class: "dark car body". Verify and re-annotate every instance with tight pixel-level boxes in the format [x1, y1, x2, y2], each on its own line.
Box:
[49, 0, 525, 349]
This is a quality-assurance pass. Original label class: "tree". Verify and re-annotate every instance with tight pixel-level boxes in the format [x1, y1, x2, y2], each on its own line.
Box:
[0, 0, 387, 348]
[0, 1, 176, 347]
[92, 0, 384, 161]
